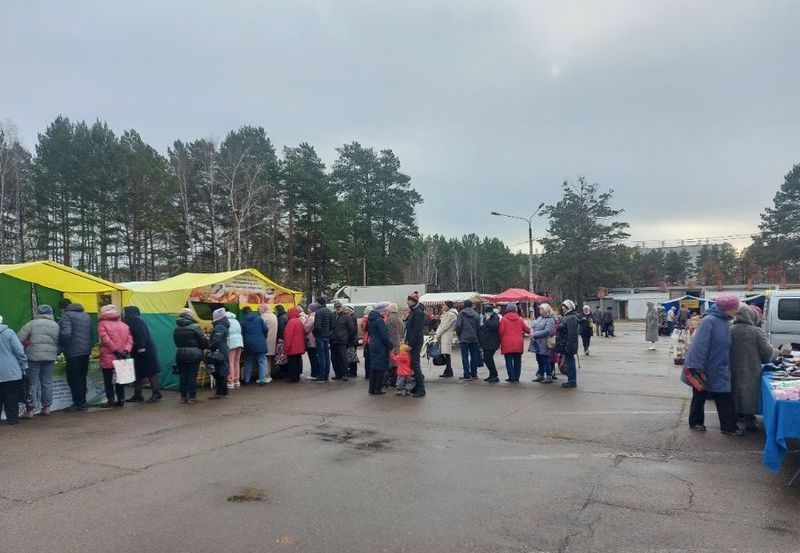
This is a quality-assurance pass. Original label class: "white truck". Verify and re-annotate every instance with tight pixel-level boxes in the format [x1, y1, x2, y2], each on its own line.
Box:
[333, 284, 427, 318]
[764, 290, 800, 349]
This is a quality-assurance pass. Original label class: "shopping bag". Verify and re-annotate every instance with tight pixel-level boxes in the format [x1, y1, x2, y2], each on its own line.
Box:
[112, 358, 136, 384]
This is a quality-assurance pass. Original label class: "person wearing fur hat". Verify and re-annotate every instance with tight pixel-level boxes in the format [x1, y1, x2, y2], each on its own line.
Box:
[207, 307, 230, 399]
[405, 291, 426, 397]
[684, 295, 742, 435]
[17, 304, 60, 416]
[173, 308, 208, 404]
[555, 300, 580, 388]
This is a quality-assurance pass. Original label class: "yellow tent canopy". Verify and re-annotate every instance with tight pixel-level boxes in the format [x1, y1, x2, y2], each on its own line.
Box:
[0, 260, 130, 314]
[125, 268, 302, 314]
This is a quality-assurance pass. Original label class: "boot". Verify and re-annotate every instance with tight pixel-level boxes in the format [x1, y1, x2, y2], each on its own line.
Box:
[146, 391, 162, 403]
[439, 369, 453, 378]
[126, 392, 145, 403]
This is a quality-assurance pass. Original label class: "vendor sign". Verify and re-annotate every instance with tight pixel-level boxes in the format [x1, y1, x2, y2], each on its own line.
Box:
[189, 274, 294, 305]
[680, 299, 700, 309]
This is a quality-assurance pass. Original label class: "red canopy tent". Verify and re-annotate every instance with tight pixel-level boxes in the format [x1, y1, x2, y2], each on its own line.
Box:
[484, 288, 551, 303]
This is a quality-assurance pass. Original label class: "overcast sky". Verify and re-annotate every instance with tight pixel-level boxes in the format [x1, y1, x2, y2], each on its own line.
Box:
[2, 0, 799, 252]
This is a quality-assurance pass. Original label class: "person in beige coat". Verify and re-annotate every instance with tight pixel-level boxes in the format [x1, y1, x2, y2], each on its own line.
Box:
[435, 301, 458, 378]
[259, 304, 278, 376]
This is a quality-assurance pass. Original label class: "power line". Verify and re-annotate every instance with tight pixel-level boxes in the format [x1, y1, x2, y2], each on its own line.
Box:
[506, 233, 755, 250]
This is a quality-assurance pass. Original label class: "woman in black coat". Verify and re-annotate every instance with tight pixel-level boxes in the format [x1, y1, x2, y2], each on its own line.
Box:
[208, 308, 230, 399]
[479, 307, 501, 383]
[123, 306, 162, 403]
[366, 304, 393, 395]
[173, 308, 208, 404]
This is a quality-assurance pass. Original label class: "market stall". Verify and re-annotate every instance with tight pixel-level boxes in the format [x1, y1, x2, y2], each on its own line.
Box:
[660, 295, 714, 315]
[419, 292, 483, 307]
[761, 370, 800, 482]
[0, 261, 131, 412]
[483, 288, 551, 304]
[123, 269, 301, 390]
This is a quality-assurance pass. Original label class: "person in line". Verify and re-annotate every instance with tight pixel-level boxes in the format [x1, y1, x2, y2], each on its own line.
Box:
[455, 299, 481, 381]
[386, 303, 405, 388]
[405, 292, 426, 397]
[0, 314, 27, 425]
[97, 305, 133, 408]
[17, 304, 60, 417]
[435, 300, 458, 378]
[361, 305, 373, 380]
[579, 305, 593, 355]
[207, 308, 230, 400]
[592, 306, 603, 337]
[312, 297, 334, 381]
[730, 304, 777, 432]
[273, 305, 289, 379]
[344, 306, 359, 377]
[531, 303, 556, 383]
[123, 306, 162, 403]
[498, 303, 531, 383]
[259, 303, 278, 377]
[667, 307, 677, 335]
[685, 295, 743, 436]
[304, 303, 319, 380]
[241, 306, 269, 386]
[391, 344, 414, 396]
[173, 308, 208, 404]
[645, 302, 659, 351]
[602, 306, 615, 337]
[283, 307, 306, 383]
[556, 300, 580, 388]
[366, 302, 392, 394]
[226, 311, 243, 389]
[59, 299, 93, 412]
[479, 304, 501, 383]
[330, 302, 353, 380]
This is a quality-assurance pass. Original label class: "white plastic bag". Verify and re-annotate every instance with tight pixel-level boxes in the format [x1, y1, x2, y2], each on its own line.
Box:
[112, 358, 136, 384]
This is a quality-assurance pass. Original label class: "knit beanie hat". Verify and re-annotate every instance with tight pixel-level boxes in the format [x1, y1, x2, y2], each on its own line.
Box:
[100, 304, 118, 316]
[316, 296, 327, 306]
[180, 307, 193, 318]
[463, 299, 473, 308]
[308, 303, 319, 313]
[506, 303, 518, 312]
[408, 291, 420, 303]
[37, 304, 54, 315]
[445, 300, 454, 309]
[562, 300, 576, 312]
[374, 301, 389, 313]
[715, 295, 740, 311]
[212, 307, 227, 322]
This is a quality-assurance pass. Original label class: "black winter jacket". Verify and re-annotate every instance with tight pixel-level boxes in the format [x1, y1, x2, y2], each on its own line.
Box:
[313, 306, 334, 339]
[59, 303, 93, 358]
[331, 312, 356, 345]
[556, 311, 580, 356]
[208, 318, 230, 374]
[173, 315, 208, 363]
[124, 306, 160, 376]
[405, 303, 426, 347]
[479, 312, 501, 350]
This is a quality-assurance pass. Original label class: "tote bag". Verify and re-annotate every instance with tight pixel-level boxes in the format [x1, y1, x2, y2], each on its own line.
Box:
[112, 358, 136, 384]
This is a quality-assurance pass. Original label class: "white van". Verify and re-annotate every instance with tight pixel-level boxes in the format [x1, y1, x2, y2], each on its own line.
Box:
[763, 290, 800, 349]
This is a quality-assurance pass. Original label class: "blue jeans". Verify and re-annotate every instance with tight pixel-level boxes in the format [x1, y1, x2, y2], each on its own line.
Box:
[316, 338, 331, 379]
[565, 354, 577, 385]
[460, 342, 480, 378]
[504, 353, 522, 381]
[244, 352, 267, 383]
[27, 360, 55, 411]
[535, 354, 552, 378]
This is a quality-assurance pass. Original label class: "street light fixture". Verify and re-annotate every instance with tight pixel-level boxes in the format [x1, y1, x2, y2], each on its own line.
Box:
[491, 202, 546, 292]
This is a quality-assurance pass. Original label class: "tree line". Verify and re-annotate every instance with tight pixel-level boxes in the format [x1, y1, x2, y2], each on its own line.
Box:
[0, 117, 422, 301]
[2, 116, 796, 305]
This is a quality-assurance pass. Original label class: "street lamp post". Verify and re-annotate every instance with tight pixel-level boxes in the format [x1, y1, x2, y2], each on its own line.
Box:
[491, 203, 545, 292]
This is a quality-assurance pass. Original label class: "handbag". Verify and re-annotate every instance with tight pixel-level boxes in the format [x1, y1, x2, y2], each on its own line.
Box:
[275, 339, 288, 365]
[206, 350, 225, 364]
[112, 358, 136, 384]
[680, 367, 706, 392]
[432, 354, 448, 366]
[546, 336, 556, 350]
[558, 357, 569, 375]
[346, 346, 358, 365]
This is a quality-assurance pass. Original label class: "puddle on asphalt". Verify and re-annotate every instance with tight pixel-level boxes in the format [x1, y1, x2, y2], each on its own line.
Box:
[307, 426, 394, 453]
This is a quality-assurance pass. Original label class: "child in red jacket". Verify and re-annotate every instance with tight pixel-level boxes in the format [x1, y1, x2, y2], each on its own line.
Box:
[390, 344, 414, 396]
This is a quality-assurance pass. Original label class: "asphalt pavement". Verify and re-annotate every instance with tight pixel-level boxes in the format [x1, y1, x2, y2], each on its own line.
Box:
[2, 322, 799, 553]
